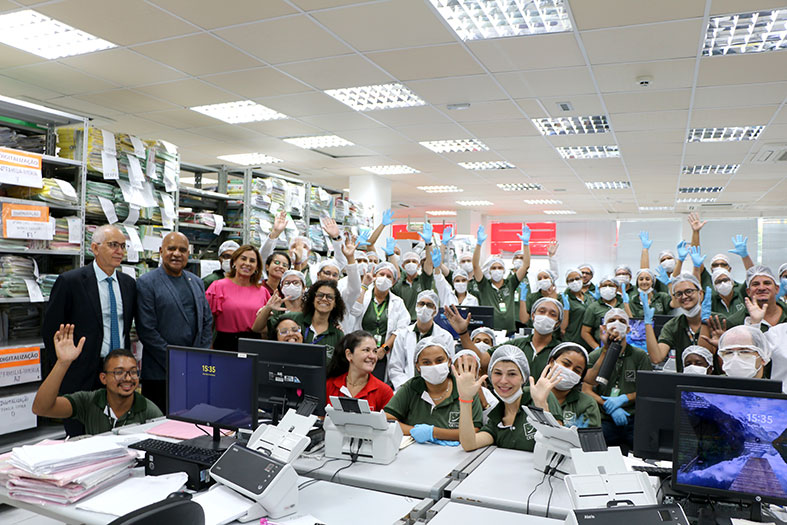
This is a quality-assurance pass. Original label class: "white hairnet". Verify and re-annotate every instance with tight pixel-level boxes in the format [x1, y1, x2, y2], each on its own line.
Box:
[579, 263, 594, 275]
[485, 256, 504, 269]
[603, 307, 629, 324]
[374, 261, 399, 281]
[537, 268, 558, 282]
[549, 341, 588, 362]
[658, 250, 675, 261]
[317, 259, 342, 274]
[489, 345, 530, 380]
[711, 253, 730, 266]
[470, 327, 496, 345]
[452, 268, 469, 281]
[683, 345, 714, 367]
[288, 235, 312, 251]
[598, 274, 619, 287]
[453, 349, 480, 367]
[746, 265, 777, 287]
[778, 262, 787, 278]
[416, 289, 439, 308]
[354, 250, 369, 261]
[531, 296, 564, 322]
[458, 252, 473, 262]
[615, 264, 632, 276]
[512, 249, 524, 257]
[565, 268, 582, 281]
[672, 273, 701, 290]
[635, 268, 654, 281]
[711, 267, 732, 283]
[402, 251, 420, 264]
[219, 240, 240, 255]
[718, 325, 771, 364]
[414, 336, 455, 363]
[280, 269, 306, 285]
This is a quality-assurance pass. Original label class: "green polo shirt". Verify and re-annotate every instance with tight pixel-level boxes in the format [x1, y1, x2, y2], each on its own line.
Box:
[581, 297, 623, 343]
[559, 389, 601, 428]
[710, 288, 746, 321]
[564, 293, 591, 350]
[202, 269, 225, 289]
[654, 280, 670, 295]
[628, 291, 671, 318]
[657, 314, 701, 372]
[384, 375, 483, 430]
[493, 333, 561, 380]
[63, 389, 162, 435]
[480, 387, 562, 452]
[361, 296, 389, 345]
[393, 273, 435, 322]
[725, 300, 787, 330]
[285, 311, 344, 362]
[587, 345, 651, 420]
[476, 273, 522, 333]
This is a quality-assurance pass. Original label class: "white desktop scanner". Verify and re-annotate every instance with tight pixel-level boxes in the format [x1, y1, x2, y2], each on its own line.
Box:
[246, 408, 316, 464]
[324, 396, 402, 465]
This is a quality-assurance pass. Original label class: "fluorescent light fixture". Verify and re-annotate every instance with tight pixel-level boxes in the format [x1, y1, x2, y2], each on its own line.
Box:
[458, 161, 515, 170]
[420, 138, 489, 153]
[191, 100, 288, 124]
[639, 206, 675, 211]
[430, 0, 572, 41]
[283, 135, 354, 149]
[524, 199, 563, 205]
[681, 164, 740, 174]
[678, 186, 725, 193]
[0, 10, 116, 59]
[556, 145, 620, 159]
[533, 116, 609, 136]
[325, 83, 425, 111]
[677, 197, 718, 203]
[361, 165, 419, 175]
[496, 183, 543, 191]
[687, 126, 765, 142]
[425, 210, 457, 216]
[456, 200, 494, 206]
[217, 153, 283, 166]
[703, 9, 787, 57]
[418, 185, 464, 193]
[585, 181, 631, 190]
[544, 210, 576, 215]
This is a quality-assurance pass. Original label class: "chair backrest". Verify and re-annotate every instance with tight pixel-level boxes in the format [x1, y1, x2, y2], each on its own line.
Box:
[108, 492, 204, 525]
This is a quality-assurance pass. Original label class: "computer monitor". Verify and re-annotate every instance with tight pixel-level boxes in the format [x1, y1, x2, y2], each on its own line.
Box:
[633, 371, 782, 461]
[653, 314, 674, 339]
[672, 386, 787, 517]
[237, 338, 327, 423]
[167, 346, 258, 450]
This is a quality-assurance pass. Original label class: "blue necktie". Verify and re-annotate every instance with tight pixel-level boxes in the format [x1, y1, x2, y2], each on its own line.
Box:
[106, 276, 121, 351]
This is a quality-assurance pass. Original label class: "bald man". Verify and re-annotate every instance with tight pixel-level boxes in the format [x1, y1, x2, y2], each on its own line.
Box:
[135, 232, 213, 411]
[42, 224, 138, 436]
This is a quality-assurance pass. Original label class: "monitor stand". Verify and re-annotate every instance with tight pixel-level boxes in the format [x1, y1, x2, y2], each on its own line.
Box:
[691, 497, 764, 524]
[181, 425, 236, 451]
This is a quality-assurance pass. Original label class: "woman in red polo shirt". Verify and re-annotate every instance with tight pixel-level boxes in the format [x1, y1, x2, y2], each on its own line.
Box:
[326, 330, 393, 412]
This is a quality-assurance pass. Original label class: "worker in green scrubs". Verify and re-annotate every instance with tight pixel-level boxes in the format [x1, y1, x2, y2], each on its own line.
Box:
[626, 268, 671, 319]
[579, 263, 596, 294]
[562, 268, 591, 350]
[519, 268, 559, 326]
[545, 342, 601, 428]
[581, 275, 624, 350]
[390, 222, 435, 322]
[709, 267, 746, 321]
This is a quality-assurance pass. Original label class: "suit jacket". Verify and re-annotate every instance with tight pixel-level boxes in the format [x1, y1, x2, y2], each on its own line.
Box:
[135, 267, 213, 381]
[42, 264, 136, 395]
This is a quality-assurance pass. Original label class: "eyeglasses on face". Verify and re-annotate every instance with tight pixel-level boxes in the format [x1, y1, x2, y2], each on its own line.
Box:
[100, 241, 126, 251]
[278, 326, 302, 336]
[315, 292, 336, 301]
[673, 288, 698, 299]
[105, 368, 138, 380]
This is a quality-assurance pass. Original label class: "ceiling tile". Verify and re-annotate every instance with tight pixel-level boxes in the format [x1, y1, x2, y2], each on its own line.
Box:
[396, 122, 472, 141]
[467, 33, 585, 72]
[101, 115, 177, 137]
[0, 44, 47, 69]
[689, 105, 779, 128]
[610, 110, 688, 131]
[495, 68, 596, 98]
[367, 44, 484, 81]
[201, 68, 311, 98]
[4, 62, 116, 96]
[593, 58, 695, 93]
[604, 89, 691, 113]
[74, 89, 178, 113]
[290, 0, 372, 9]
[368, 106, 451, 128]
[137, 108, 222, 129]
[582, 20, 703, 64]
[538, 94, 606, 117]
[694, 83, 787, 109]
[462, 119, 540, 138]
[151, 0, 297, 29]
[448, 100, 523, 122]
[0, 1, 18, 11]
[514, 98, 549, 118]
[698, 54, 787, 86]
[278, 54, 391, 90]
[299, 111, 381, 131]
[406, 75, 508, 105]
[61, 48, 187, 86]
[239, 119, 324, 138]
[710, 0, 787, 15]
[135, 79, 236, 107]
[44, 96, 124, 119]
[257, 92, 351, 117]
[132, 34, 261, 76]
[757, 124, 787, 141]
[569, 0, 705, 30]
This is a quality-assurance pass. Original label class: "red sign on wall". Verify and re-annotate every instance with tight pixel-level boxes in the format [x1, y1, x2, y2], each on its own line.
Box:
[490, 222, 556, 256]
[392, 223, 456, 241]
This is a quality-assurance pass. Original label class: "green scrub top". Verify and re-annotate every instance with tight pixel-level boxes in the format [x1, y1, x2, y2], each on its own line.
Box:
[581, 297, 623, 343]
[384, 375, 483, 429]
[289, 311, 343, 363]
[657, 314, 701, 373]
[476, 273, 522, 333]
[558, 388, 602, 428]
[479, 387, 561, 451]
[524, 290, 547, 323]
[587, 345, 652, 420]
[710, 289, 746, 321]
[203, 269, 225, 289]
[725, 300, 787, 329]
[628, 291, 671, 318]
[362, 296, 389, 346]
[492, 333, 561, 380]
[393, 272, 435, 322]
[564, 293, 591, 350]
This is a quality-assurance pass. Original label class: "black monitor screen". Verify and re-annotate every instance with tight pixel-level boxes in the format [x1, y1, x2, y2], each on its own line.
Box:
[673, 387, 787, 504]
[167, 346, 257, 431]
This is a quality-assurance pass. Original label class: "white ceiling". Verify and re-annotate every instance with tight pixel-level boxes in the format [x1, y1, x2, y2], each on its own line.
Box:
[1, 0, 786, 220]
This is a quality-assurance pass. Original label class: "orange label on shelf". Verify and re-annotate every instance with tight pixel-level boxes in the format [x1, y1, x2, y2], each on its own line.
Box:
[1, 202, 50, 239]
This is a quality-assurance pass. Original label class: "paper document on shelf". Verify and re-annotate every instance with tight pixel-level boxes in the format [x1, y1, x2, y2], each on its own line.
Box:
[127, 155, 145, 188]
[101, 151, 118, 180]
[124, 226, 144, 252]
[123, 206, 139, 226]
[139, 181, 158, 208]
[66, 216, 81, 244]
[97, 196, 118, 224]
[101, 130, 116, 155]
[141, 233, 162, 252]
[126, 247, 139, 263]
[130, 136, 145, 158]
[212, 214, 224, 235]
[116, 180, 146, 209]
[163, 160, 177, 192]
[193, 485, 254, 525]
[146, 148, 156, 179]
[76, 472, 187, 516]
[200, 260, 221, 278]
[53, 178, 77, 200]
[120, 266, 136, 280]
[23, 279, 44, 302]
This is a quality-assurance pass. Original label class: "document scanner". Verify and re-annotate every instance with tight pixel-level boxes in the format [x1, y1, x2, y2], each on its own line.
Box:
[324, 396, 403, 465]
[565, 503, 689, 525]
[246, 408, 316, 464]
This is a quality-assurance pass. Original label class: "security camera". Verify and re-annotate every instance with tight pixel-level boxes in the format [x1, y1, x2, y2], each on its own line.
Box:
[637, 76, 652, 87]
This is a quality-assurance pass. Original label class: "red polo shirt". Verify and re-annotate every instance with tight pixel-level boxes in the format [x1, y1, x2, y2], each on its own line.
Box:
[326, 372, 394, 412]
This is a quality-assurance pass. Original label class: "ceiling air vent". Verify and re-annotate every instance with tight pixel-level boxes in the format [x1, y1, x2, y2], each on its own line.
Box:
[700, 203, 733, 208]
[752, 144, 787, 163]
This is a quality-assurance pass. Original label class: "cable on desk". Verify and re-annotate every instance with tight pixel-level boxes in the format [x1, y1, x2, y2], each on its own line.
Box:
[299, 457, 345, 478]
[526, 455, 557, 514]
[545, 456, 565, 518]
[328, 438, 361, 483]
[298, 478, 322, 490]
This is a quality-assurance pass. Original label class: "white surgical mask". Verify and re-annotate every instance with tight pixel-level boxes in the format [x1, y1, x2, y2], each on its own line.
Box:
[474, 342, 491, 353]
[683, 364, 709, 375]
[553, 363, 581, 391]
[357, 262, 367, 274]
[375, 276, 393, 292]
[715, 281, 733, 296]
[533, 315, 557, 335]
[616, 274, 631, 285]
[537, 279, 552, 292]
[281, 284, 302, 300]
[416, 305, 434, 323]
[512, 259, 523, 269]
[460, 262, 473, 273]
[600, 286, 617, 301]
[490, 269, 505, 282]
[606, 320, 628, 336]
[454, 281, 468, 294]
[679, 303, 701, 318]
[221, 260, 232, 273]
[404, 262, 418, 276]
[292, 247, 308, 264]
[661, 259, 676, 273]
[420, 362, 450, 385]
[496, 387, 523, 405]
[568, 280, 583, 293]
[637, 286, 652, 295]
[721, 353, 760, 378]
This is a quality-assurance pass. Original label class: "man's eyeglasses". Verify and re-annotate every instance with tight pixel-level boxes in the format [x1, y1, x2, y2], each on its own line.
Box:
[673, 288, 698, 299]
[105, 368, 138, 380]
[99, 241, 126, 251]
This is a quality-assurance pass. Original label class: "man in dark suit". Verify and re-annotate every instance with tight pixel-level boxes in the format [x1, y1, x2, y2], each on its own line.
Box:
[136, 232, 213, 411]
[42, 224, 137, 436]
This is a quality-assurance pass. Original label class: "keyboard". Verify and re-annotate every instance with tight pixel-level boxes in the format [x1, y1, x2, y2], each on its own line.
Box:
[632, 465, 672, 477]
[129, 438, 225, 466]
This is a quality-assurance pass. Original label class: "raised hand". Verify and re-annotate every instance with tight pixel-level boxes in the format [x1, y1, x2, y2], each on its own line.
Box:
[383, 237, 396, 257]
[431, 245, 442, 268]
[517, 224, 531, 246]
[518, 279, 529, 298]
[419, 222, 433, 244]
[778, 278, 787, 300]
[700, 315, 727, 348]
[361, 271, 374, 288]
[321, 215, 340, 239]
[271, 210, 287, 237]
[356, 228, 371, 247]
[381, 209, 394, 226]
[443, 304, 471, 334]
[547, 241, 559, 257]
[442, 226, 455, 245]
[451, 358, 487, 401]
[265, 291, 287, 312]
[639, 231, 652, 250]
[620, 283, 629, 304]
[701, 286, 712, 322]
[676, 240, 689, 261]
[744, 297, 766, 324]
[562, 293, 571, 312]
[341, 236, 357, 261]
[590, 287, 601, 301]
[655, 265, 672, 285]
[688, 212, 706, 232]
[640, 291, 655, 325]
[689, 246, 706, 268]
[728, 234, 749, 258]
[529, 365, 561, 409]
[476, 225, 487, 246]
[53, 324, 85, 364]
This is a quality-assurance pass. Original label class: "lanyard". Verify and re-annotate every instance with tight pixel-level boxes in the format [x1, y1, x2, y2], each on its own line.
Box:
[373, 298, 388, 335]
[304, 325, 328, 345]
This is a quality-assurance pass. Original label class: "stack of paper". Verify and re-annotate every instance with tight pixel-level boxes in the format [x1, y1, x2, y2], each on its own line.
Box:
[48, 217, 80, 251]
[250, 178, 273, 211]
[57, 127, 107, 173]
[0, 256, 35, 299]
[37, 274, 58, 297]
[76, 472, 187, 517]
[310, 186, 332, 218]
[0, 237, 29, 251]
[0, 305, 40, 341]
[7, 178, 78, 206]
[0, 127, 46, 153]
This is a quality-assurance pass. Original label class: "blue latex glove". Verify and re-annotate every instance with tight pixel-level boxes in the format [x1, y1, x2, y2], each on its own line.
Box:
[610, 408, 630, 427]
[356, 228, 371, 247]
[431, 245, 442, 268]
[383, 237, 396, 257]
[639, 231, 652, 249]
[728, 234, 748, 258]
[590, 287, 601, 301]
[517, 224, 531, 246]
[620, 283, 629, 304]
[701, 286, 712, 322]
[655, 265, 672, 286]
[476, 225, 487, 246]
[602, 394, 629, 414]
[778, 278, 787, 300]
[442, 226, 455, 244]
[410, 424, 434, 444]
[518, 279, 529, 298]
[430, 439, 460, 447]
[381, 209, 394, 226]
[574, 414, 590, 429]
[689, 246, 706, 268]
[640, 292, 655, 325]
[562, 293, 571, 312]
[419, 222, 433, 244]
[676, 240, 689, 261]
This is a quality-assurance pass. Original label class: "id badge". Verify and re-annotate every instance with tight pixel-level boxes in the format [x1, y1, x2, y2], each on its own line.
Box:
[610, 387, 620, 397]
[375, 334, 382, 345]
[499, 301, 507, 313]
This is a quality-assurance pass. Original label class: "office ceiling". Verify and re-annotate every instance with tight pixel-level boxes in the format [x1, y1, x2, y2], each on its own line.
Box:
[0, 0, 785, 220]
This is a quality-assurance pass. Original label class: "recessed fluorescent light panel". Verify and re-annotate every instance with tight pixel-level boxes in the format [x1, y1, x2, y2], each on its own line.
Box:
[677, 197, 717, 203]
[456, 200, 494, 206]
[361, 165, 419, 175]
[639, 206, 675, 211]
[217, 153, 283, 166]
[533, 116, 609, 136]
[543, 210, 576, 215]
[678, 186, 725, 193]
[426, 210, 457, 216]
[524, 199, 563, 205]
[496, 183, 543, 191]
[283, 135, 354, 149]
[585, 181, 631, 190]
[687, 126, 765, 142]
[191, 100, 288, 124]
[430, 0, 572, 41]
[420, 139, 489, 153]
[703, 9, 787, 56]
[418, 185, 464, 193]
[681, 164, 740, 175]
[458, 161, 515, 170]
[0, 10, 116, 59]
[556, 145, 620, 159]
[324, 83, 425, 111]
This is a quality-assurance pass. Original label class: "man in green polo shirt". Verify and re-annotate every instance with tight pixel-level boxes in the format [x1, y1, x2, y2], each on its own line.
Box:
[33, 324, 161, 436]
[581, 275, 623, 349]
[724, 266, 787, 330]
[390, 223, 435, 322]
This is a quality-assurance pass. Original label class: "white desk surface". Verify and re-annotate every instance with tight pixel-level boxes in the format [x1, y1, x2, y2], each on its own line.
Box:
[449, 448, 573, 519]
[427, 501, 563, 525]
[294, 443, 484, 499]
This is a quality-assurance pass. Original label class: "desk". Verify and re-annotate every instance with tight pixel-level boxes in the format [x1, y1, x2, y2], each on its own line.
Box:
[294, 443, 485, 499]
[448, 448, 572, 519]
[425, 500, 563, 524]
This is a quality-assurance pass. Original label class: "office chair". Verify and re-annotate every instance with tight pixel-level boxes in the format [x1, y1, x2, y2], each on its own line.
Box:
[108, 492, 204, 525]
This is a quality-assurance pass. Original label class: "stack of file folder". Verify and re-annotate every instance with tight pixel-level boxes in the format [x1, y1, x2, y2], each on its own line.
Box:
[0, 255, 35, 299]
[7, 178, 78, 207]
